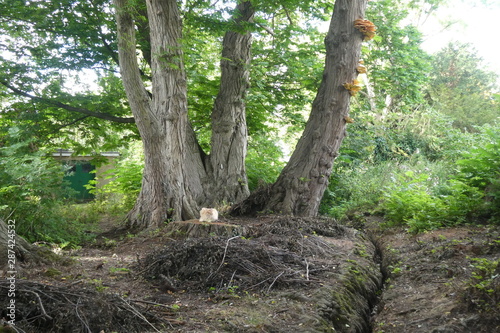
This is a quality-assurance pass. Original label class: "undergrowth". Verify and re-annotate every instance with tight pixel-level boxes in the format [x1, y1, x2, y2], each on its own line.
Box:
[464, 257, 500, 313]
[321, 124, 500, 233]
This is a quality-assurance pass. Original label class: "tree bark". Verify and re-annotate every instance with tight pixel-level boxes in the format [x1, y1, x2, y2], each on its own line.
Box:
[210, 1, 254, 204]
[0, 218, 38, 269]
[232, 0, 369, 217]
[114, 0, 253, 229]
[164, 220, 247, 239]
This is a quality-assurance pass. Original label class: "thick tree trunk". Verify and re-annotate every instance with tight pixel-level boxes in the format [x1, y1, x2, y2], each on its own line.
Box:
[145, 0, 211, 222]
[210, 1, 254, 204]
[115, 0, 208, 228]
[232, 0, 368, 217]
[114, 0, 253, 229]
[0, 219, 38, 269]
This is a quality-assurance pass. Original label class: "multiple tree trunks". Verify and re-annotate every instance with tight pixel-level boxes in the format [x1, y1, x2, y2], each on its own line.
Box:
[114, 0, 253, 228]
[115, 0, 368, 228]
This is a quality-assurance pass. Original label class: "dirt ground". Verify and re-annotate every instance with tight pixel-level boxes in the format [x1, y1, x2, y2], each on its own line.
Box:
[369, 221, 500, 333]
[3, 215, 499, 332]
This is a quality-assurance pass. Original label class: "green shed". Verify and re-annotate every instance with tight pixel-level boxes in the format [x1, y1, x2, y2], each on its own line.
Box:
[52, 150, 120, 201]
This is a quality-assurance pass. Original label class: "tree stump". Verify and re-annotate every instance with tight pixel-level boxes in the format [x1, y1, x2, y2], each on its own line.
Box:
[164, 220, 247, 239]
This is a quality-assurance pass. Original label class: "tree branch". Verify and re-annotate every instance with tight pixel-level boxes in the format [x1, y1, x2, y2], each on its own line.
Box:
[114, 0, 152, 121]
[0, 81, 135, 124]
[255, 22, 275, 36]
[283, 6, 293, 25]
[83, 0, 121, 66]
[51, 115, 90, 133]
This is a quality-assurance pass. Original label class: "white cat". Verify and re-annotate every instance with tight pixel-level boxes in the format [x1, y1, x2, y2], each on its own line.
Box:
[199, 208, 218, 222]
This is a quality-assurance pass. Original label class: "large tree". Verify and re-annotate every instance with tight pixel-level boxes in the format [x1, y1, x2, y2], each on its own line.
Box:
[114, 0, 253, 227]
[1, 0, 370, 229]
[233, 0, 370, 216]
[114, 0, 370, 225]
[116, 0, 370, 222]
[428, 42, 500, 131]
[1, 0, 255, 228]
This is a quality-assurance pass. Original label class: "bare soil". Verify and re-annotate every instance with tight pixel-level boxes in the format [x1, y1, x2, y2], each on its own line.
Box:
[2, 215, 499, 332]
[370, 220, 500, 333]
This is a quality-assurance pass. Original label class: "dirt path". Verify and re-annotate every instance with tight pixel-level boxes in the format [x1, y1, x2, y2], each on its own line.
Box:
[371, 225, 500, 333]
[5, 216, 500, 332]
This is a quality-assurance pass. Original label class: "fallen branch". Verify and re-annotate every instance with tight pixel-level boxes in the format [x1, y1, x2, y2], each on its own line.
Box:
[206, 236, 241, 281]
[75, 298, 92, 333]
[267, 271, 285, 293]
[23, 289, 53, 321]
[120, 297, 166, 332]
[0, 280, 174, 332]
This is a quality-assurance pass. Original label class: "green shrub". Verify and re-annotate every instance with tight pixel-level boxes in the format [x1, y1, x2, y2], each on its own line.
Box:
[380, 170, 483, 233]
[464, 257, 500, 313]
[323, 124, 494, 232]
[0, 127, 79, 243]
[377, 124, 500, 232]
[320, 161, 396, 218]
[455, 125, 500, 221]
[87, 141, 144, 213]
[319, 107, 480, 220]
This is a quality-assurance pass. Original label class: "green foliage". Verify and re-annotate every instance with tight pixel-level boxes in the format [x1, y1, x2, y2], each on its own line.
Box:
[320, 106, 481, 220]
[455, 125, 500, 221]
[89, 141, 144, 212]
[56, 200, 101, 222]
[246, 135, 285, 190]
[338, 108, 476, 171]
[380, 169, 483, 233]
[381, 126, 500, 232]
[464, 257, 500, 313]
[0, 127, 113, 245]
[183, 27, 221, 151]
[320, 161, 396, 218]
[428, 43, 500, 131]
[0, 0, 136, 152]
[247, 21, 324, 134]
[321, 135, 490, 233]
[0, 127, 83, 243]
[399, 109, 479, 161]
[360, 0, 432, 115]
[328, 122, 500, 233]
[49, 203, 107, 246]
[89, 278, 109, 292]
[109, 266, 130, 274]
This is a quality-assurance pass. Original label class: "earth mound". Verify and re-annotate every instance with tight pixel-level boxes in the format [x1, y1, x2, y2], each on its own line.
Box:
[140, 216, 384, 332]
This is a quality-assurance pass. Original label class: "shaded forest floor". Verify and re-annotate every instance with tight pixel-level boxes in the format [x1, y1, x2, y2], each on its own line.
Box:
[3, 215, 500, 332]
